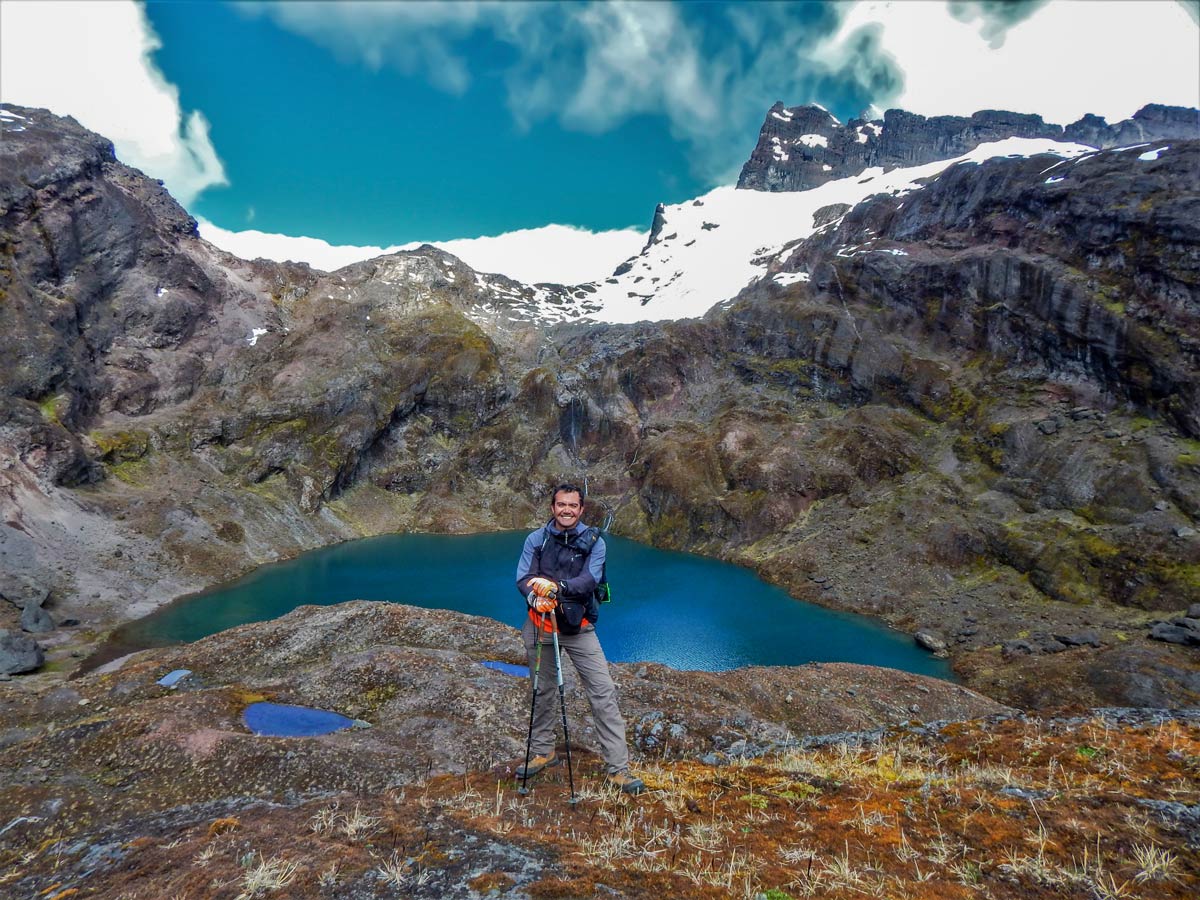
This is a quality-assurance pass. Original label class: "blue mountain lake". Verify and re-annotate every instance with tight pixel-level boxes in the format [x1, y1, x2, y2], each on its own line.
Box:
[109, 531, 951, 679]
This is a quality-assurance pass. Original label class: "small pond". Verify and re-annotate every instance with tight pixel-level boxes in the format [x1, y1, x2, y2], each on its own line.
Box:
[107, 532, 951, 678]
[242, 702, 356, 737]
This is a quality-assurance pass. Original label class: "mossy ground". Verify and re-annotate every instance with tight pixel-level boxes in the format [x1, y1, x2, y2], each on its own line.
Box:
[5, 715, 1194, 899]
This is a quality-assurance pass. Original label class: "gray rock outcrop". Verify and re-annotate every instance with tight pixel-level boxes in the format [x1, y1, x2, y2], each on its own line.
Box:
[738, 102, 1199, 192]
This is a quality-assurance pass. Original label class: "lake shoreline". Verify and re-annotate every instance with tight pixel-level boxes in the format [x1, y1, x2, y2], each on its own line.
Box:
[75, 531, 955, 682]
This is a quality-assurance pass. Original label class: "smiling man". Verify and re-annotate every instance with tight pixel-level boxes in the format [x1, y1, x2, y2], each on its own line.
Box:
[515, 484, 643, 794]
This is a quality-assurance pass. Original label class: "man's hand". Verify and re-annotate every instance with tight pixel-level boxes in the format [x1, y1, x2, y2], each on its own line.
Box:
[526, 577, 558, 613]
[527, 577, 558, 599]
[527, 593, 556, 613]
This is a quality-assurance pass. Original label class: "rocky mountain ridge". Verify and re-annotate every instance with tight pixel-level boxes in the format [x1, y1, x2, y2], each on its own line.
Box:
[737, 101, 1199, 193]
[596, 136, 1101, 324]
[0, 101, 1198, 713]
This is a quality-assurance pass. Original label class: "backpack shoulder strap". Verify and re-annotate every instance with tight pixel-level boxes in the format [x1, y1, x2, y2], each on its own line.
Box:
[576, 526, 601, 554]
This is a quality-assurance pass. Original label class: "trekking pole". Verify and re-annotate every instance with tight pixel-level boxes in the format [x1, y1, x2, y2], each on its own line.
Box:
[549, 612, 579, 806]
[518, 606, 546, 796]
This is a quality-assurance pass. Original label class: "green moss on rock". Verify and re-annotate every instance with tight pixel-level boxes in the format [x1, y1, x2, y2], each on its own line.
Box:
[92, 429, 151, 463]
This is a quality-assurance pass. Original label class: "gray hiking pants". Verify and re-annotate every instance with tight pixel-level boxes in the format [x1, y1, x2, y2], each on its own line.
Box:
[522, 618, 631, 775]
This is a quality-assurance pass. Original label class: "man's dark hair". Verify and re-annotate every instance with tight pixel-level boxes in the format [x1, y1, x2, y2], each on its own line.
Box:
[551, 483, 584, 505]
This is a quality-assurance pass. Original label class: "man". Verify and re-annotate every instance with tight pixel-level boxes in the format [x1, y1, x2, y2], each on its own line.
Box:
[515, 484, 644, 795]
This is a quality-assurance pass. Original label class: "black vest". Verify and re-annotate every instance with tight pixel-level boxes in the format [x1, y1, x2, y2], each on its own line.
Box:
[532, 526, 601, 629]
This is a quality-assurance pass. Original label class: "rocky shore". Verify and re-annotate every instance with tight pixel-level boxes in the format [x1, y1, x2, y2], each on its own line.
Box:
[1, 603, 1196, 898]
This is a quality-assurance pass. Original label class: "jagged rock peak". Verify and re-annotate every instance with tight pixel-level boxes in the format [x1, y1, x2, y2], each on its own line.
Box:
[1, 102, 199, 239]
[642, 202, 668, 252]
[737, 101, 1200, 193]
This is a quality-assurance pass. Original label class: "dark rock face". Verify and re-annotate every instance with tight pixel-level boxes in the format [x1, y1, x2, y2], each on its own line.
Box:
[787, 143, 1200, 438]
[2, 102, 1198, 711]
[738, 101, 1200, 192]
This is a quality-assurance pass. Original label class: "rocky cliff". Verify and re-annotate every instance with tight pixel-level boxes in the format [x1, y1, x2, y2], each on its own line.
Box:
[737, 101, 1200, 192]
[1, 102, 1198, 713]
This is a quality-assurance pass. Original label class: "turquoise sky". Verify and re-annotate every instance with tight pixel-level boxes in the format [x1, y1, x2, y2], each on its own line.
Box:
[143, 1, 886, 245]
[125, 0, 1197, 249]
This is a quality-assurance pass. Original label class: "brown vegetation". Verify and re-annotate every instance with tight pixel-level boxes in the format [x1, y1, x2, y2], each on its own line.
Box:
[4, 712, 1196, 899]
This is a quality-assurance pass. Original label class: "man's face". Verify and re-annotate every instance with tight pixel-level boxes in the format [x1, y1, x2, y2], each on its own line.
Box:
[551, 491, 583, 530]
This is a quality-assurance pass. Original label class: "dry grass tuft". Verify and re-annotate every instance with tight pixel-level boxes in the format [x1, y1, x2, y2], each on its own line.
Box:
[233, 852, 299, 899]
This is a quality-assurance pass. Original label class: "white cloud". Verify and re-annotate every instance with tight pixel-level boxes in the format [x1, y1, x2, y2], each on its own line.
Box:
[243, 0, 1197, 190]
[235, 0, 493, 93]
[0, 0, 226, 206]
[196, 218, 397, 271]
[197, 218, 646, 286]
[829, 0, 1200, 123]
[560, 2, 718, 132]
[237, 1, 872, 186]
[430, 224, 647, 284]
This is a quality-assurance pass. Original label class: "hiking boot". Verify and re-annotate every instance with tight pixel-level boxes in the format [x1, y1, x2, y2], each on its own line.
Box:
[515, 751, 559, 778]
[607, 771, 645, 795]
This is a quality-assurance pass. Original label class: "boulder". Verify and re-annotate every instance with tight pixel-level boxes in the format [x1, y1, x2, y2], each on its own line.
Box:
[1029, 632, 1069, 654]
[1149, 622, 1200, 646]
[20, 603, 55, 634]
[1002, 639, 1036, 658]
[1054, 630, 1102, 648]
[0, 577, 49, 610]
[914, 630, 948, 656]
[1002, 632, 1073, 656]
[0, 630, 45, 674]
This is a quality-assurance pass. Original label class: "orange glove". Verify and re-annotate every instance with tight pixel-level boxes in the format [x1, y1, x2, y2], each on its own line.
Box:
[527, 577, 558, 613]
[528, 593, 556, 613]
[528, 577, 559, 599]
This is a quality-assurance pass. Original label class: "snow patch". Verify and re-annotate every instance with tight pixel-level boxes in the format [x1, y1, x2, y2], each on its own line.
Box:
[1045, 176, 1065, 184]
[1138, 146, 1169, 161]
[582, 137, 1094, 325]
[773, 271, 811, 286]
[798, 134, 829, 149]
[247, 328, 268, 346]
